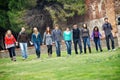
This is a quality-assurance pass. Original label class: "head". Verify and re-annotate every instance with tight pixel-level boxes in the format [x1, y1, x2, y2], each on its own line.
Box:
[33, 27, 38, 33]
[66, 27, 70, 31]
[93, 26, 99, 31]
[46, 26, 51, 34]
[6, 30, 12, 36]
[104, 17, 108, 23]
[83, 23, 87, 29]
[73, 24, 78, 29]
[54, 24, 59, 30]
[21, 27, 25, 32]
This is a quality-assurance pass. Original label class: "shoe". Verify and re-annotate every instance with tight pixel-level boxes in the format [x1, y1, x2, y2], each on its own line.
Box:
[100, 50, 103, 52]
[112, 49, 116, 51]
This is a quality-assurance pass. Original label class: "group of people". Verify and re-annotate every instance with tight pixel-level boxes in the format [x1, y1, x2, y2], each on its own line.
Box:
[4, 18, 116, 61]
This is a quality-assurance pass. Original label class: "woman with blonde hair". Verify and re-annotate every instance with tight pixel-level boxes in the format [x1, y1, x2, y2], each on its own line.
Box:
[5, 30, 17, 61]
[31, 27, 42, 59]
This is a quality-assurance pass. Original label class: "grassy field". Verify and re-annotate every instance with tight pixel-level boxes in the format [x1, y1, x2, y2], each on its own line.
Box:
[0, 48, 120, 80]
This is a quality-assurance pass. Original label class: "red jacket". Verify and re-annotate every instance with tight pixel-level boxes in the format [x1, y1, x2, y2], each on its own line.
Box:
[5, 35, 16, 45]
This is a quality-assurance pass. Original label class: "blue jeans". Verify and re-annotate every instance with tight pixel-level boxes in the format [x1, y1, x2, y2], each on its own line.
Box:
[83, 37, 91, 53]
[34, 42, 41, 58]
[73, 39, 82, 54]
[94, 38, 102, 51]
[55, 41, 61, 57]
[65, 41, 72, 55]
[19, 43, 28, 59]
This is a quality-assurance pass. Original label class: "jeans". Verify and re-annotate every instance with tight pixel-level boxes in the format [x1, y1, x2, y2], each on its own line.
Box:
[19, 43, 28, 59]
[34, 42, 41, 58]
[8, 47, 16, 58]
[94, 38, 102, 51]
[73, 39, 82, 54]
[83, 37, 91, 53]
[105, 33, 115, 50]
[65, 41, 72, 55]
[47, 45, 52, 54]
[55, 41, 61, 57]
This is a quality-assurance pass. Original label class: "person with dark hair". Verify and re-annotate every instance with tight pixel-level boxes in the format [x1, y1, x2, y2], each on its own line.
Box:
[63, 27, 72, 56]
[31, 27, 42, 59]
[81, 24, 91, 53]
[52, 24, 63, 57]
[43, 27, 53, 57]
[72, 24, 82, 54]
[5, 30, 17, 61]
[91, 26, 103, 52]
[17, 27, 29, 60]
[102, 18, 115, 51]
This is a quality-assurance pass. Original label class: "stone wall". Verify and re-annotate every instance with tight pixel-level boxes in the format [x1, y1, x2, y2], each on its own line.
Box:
[0, 38, 118, 58]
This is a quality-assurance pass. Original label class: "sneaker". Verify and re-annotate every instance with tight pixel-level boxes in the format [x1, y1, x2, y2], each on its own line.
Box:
[112, 49, 116, 51]
[108, 50, 111, 52]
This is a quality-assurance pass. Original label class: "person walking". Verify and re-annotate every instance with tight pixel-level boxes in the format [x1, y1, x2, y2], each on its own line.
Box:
[43, 27, 53, 57]
[102, 18, 115, 51]
[31, 27, 42, 59]
[63, 27, 72, 56]
[72, 24, 82, 54]
[5, 30, 17, 61]
[81, 24, 91, 53]
[52, 24, 63, 57]
[91, 26, 103, 52]
[17, 27, 29, 60]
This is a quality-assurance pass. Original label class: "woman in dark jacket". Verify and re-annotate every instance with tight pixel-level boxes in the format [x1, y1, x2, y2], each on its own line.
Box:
[31, 27, 42, 59]
[81, 24, 91, 53]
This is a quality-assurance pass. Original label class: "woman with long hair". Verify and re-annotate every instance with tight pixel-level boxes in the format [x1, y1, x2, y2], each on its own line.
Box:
[63, 27, 72, 56]
[91, 26, 103, 52]
[31, 27, 42, 59]
[5, 30, 17, 61]
[81, 24, 91, 53]
[43, 27, 53, 57]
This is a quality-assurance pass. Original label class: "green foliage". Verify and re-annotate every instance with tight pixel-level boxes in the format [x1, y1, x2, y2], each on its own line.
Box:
[0, 0, 85, 32]
[45, 0, 85, 24]
[8, 0, 36, 32]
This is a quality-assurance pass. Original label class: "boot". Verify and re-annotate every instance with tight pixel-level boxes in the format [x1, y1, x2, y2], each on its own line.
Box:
[84, 48, 86, 54]
[13, 56, 16, 61]
[88, 47, 91, 53]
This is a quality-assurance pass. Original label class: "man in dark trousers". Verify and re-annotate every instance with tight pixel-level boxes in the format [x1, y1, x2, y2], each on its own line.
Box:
[52, 24, 63, 57]
[102, 18, 115, 51]
[72, 24, 83, 54]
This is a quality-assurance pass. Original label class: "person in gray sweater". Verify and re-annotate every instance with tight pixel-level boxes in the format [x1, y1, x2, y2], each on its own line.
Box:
[43, 27, 53, 57]
[102, 18, 115, 51]
[52, 24, 63, 57]
[81, 24, 91, 53]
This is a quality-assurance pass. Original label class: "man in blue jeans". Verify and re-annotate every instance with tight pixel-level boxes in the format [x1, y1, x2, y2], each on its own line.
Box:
[52, 24, 63, 57]
[17, 27, 29, 60]
[102, 18, 115, 51]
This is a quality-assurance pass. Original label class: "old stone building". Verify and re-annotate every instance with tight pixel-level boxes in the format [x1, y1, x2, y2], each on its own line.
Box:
[68, 0, 119, 35]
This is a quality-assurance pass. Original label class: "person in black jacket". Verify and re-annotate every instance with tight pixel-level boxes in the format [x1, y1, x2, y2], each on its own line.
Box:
[102, 18, 115, 51]
[17, 27, 29, 60]
[72, 24, 82, 54]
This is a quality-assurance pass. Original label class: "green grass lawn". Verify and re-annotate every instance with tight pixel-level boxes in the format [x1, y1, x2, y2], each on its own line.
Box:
[0, 48, 120, 80]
